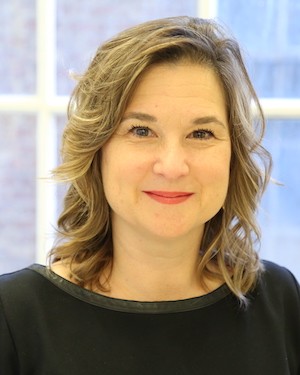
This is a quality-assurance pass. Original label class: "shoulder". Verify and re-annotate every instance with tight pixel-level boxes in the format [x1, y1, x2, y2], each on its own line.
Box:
[261, 260, 299, 290]
[0, 265, 43, 288]
[0, 265, 52, 308]
[0, 266, 37, 290]
[255, 260, 300, 312]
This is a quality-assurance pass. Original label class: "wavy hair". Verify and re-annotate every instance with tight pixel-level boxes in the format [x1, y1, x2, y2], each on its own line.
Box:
[50, 16, 272, 304]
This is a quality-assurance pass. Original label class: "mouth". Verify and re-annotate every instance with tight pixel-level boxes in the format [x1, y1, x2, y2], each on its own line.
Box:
[143, 191, 194, 205]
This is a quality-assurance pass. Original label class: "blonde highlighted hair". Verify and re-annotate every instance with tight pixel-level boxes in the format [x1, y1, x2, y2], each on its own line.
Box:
[50, 16, 272, 305]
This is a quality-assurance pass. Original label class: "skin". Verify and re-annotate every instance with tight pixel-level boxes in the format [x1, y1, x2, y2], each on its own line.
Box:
[98, 62, 232, 300]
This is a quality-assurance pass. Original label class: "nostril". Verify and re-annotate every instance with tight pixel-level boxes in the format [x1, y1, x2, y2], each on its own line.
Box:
[153, 153, 189, 178]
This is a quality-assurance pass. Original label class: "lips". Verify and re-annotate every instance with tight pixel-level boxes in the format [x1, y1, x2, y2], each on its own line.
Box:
[143, 191, 194, 204]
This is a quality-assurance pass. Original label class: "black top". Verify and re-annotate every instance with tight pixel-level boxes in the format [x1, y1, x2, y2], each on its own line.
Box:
[0, 261, 299, 375]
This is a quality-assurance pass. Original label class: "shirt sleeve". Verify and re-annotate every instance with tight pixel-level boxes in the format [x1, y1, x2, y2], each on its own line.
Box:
[0, 295, 19, 375]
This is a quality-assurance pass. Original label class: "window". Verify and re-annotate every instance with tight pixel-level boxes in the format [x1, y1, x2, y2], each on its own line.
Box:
[216, 0, 300, 278]
[1, 0, 299, 280]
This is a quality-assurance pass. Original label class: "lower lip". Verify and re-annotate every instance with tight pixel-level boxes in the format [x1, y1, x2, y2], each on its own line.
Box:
[144, 192, 193, 205]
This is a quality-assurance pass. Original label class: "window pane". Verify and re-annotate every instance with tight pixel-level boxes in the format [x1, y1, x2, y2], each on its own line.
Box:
[0, 114, 36, 274]
[54, 115, 68, 223]
[56, 0, 197, 95]
[217, 0, 300, 98]
[259, 120, 300, 280]
[0, 0, 36, 94]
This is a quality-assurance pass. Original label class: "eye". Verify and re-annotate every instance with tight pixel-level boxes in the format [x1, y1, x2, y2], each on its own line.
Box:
[188, 129, 214, 140]
[129, 126, 154, 137]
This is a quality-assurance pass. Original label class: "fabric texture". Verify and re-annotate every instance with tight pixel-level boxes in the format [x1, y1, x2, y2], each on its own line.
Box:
[0, 260, 299, 375]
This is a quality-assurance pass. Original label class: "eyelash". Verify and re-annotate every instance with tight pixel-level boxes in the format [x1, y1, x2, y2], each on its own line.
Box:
[129, 125, 153, 137]
[129, 125, 215, 139]
[189, 128, 215, 139]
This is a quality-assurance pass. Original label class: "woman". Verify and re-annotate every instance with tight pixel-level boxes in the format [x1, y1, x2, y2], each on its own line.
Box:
[1, 16, 299, 374]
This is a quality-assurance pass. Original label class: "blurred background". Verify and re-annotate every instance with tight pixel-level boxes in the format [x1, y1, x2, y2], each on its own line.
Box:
[0, 0, 299, 280]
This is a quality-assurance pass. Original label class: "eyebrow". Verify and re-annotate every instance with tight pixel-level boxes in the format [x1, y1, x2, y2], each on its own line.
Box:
[122, 112, 157, 122]
[192, 116, 226, 128]
[122, 112, 226, 128]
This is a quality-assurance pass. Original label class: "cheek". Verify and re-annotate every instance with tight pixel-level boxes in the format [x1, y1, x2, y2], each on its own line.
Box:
[101, 145, 120, 196]
[199, 150, 231, 186]
[199, 161, 230, 213]
[101, 145, 144, 196]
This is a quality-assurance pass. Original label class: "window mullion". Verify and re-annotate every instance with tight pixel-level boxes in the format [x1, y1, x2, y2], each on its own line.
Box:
[261, 98, 300, 118]
[36, 0, 58, 265]
[197, 0, 218, 18]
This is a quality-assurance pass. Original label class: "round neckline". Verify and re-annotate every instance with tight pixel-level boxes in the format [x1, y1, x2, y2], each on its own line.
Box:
[29, 263, 231, 314]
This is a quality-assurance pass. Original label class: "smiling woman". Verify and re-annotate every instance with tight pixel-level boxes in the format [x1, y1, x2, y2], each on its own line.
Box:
[0, 16, 299, 375]
[101, 63, 231, 260]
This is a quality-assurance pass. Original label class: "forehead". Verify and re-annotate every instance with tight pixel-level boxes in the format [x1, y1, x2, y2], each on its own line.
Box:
[129, 62, 225, 101]
[125, 62, 228, 122]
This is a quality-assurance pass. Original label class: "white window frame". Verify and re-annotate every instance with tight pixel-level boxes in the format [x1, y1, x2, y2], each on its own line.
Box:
[0, 0, 299, 265]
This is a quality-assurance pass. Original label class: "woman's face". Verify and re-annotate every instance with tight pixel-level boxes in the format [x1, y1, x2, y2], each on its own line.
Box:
[101, 63, 231, 241]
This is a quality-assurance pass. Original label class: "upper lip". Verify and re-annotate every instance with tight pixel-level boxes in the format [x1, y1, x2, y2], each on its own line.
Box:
[143, 191, 193, 198]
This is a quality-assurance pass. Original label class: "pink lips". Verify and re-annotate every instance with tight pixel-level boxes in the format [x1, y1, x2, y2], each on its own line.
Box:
[143, 191, 193, 204]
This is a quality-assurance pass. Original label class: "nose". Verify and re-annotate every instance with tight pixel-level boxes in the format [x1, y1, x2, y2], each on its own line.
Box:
[152, 141, 189, 179]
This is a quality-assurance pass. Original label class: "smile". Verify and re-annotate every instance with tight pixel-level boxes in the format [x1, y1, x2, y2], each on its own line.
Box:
[143, 191, 194, 205]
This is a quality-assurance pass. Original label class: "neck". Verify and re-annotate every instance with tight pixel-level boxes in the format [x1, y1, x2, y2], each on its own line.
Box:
[101, 225, 209, 301]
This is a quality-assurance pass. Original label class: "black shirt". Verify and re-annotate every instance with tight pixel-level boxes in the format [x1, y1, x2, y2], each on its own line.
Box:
[0, 261, 299, 374]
